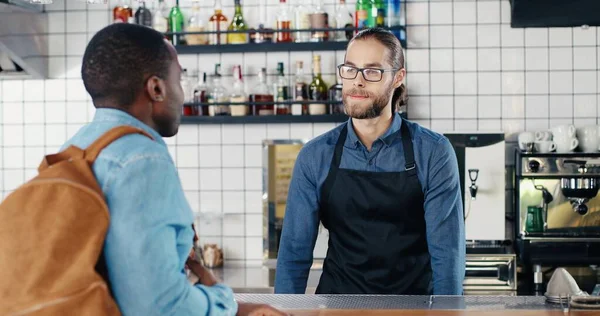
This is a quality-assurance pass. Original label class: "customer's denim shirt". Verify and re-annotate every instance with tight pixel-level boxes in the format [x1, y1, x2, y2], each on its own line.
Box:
[61, 108, 237, 316]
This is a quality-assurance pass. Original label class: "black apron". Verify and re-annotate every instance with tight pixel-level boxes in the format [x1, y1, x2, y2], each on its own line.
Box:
[315, 119, 432, 295]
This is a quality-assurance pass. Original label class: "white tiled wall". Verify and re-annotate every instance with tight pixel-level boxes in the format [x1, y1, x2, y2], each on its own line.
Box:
[1, 0, 599, 266]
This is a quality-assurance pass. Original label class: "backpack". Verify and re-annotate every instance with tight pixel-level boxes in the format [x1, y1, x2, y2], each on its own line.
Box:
[0, 125, 153, 315]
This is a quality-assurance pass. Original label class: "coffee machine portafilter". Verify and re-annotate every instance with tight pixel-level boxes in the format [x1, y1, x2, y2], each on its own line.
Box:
[560, 160, 600, 215]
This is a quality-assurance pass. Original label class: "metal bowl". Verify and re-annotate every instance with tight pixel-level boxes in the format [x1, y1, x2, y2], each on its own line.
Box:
[560, 177, 600, 199]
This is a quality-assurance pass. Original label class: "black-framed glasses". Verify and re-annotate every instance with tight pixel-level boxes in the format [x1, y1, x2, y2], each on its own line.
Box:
[337, 64, 399, 82]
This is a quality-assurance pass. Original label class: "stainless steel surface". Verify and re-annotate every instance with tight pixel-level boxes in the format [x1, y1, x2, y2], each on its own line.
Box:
[463, 254, 517, 291]
[0, 0, 47, 79]
[233, 294, 565, 310]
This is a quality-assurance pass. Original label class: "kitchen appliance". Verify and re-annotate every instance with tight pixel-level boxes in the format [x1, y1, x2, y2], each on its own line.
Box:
[463, 253, 517, 294]
[445, 133, 506, 242]
[515, 150, 600, 293]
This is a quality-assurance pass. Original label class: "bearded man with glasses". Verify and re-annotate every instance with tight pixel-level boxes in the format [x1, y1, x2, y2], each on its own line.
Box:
[275, 28, 465, 296]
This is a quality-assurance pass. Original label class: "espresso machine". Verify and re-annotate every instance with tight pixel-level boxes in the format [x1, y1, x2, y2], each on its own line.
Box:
[515, 150, 600, 293]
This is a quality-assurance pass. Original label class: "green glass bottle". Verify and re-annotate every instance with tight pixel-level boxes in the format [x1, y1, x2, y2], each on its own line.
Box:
[169, 0, 185, 45]
[227, 0, 248, 44]
[373, 0, 385, 27]
[355, 0, 374, 29]
[308, 55, 329, 115]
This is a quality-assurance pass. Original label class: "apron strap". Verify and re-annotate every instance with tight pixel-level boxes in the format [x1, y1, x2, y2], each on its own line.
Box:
[399, 118, 418, 177]
[320, 124, 348, 209]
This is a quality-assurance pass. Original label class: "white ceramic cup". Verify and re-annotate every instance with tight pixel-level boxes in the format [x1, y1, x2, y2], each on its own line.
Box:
[535, 131, 553, 141]
[551, 124, 576, 139]
[518, 132, 536, 151]
[554, 137, 579, 153]
[576, 125, 599, 139]
[579, 136, 600, 153]
[535, 141, 557, 153]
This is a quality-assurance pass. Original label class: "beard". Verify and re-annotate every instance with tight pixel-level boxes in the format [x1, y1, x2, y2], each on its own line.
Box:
[343, 82, 394, 119]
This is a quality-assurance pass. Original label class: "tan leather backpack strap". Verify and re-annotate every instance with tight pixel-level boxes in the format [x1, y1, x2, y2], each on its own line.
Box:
[84, 126, 154, 163]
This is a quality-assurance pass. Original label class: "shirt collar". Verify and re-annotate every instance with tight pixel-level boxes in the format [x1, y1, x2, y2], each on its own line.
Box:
[92, 108, 168, 147]
[345, 112, 403, 149]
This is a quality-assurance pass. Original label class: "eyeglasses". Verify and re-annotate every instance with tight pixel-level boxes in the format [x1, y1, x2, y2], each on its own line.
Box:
[337, 64, 399, 82]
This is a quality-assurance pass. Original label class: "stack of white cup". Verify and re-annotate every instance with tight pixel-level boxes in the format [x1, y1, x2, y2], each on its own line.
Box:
[551, 125, 579, 153]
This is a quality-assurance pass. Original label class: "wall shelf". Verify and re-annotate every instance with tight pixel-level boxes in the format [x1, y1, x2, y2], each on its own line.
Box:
[180, 114, 349, 125]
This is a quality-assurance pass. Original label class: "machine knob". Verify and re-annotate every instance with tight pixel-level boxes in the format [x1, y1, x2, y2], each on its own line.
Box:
[576, 204, 589, 215]
[528, 160, 540, 173]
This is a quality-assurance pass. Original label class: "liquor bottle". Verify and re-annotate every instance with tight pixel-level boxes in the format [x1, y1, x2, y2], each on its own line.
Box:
[193, 72, 210, 116]
[355, 0, 374, 29]
[181, 69, 196, 116]
[309, 2, 329, 42]
[275, 62, 290, 115]
[293, 1, 310, 42]
[308, 55, 328, 115]
[207, 64, 230, 116]
[169, 0, 186, 45]
[334, 0, 353, 41]
[227, 0, 248, 44]
[230, 65, 249, 116]
[328, 74, 344, 114]
[276, 0, 292, 43]
[291, 61, 309, 115]
[152, 0, 169, 34]
[386, 0, 402, 40]
[134, 1, 152, 27]
[187, 0, 208, 45]
[373, 0, 386, 27]
[209, 0, 228, 45]
[113, 0, 133, 23]
[250, 68, 274, 116]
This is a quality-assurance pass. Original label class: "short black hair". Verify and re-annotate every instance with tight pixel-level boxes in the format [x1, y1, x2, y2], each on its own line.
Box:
[82, 23, 173, 108]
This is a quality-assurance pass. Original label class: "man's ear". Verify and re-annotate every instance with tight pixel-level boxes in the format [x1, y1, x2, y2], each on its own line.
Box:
[393, 68, 406, 89]
[145, 75, 167, 102]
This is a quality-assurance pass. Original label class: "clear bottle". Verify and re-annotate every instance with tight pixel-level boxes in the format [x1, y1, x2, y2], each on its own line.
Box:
[328, 74, 344, 114]
[250, 68, 274, 116]
[229, 65, 249, 116]
[276, 0, 292, 43]
[275, 62, 291, 115]
[292, 60, 309, 115]
[187, 0, 208, 45]
[113, 0, 133, 24]
[181, 69, 196, 116]
[293, 1, 310, 42]
[334, 0, 353, 41]
[209, 0, 229, 45]
[152, 0, 169, 34]
[193, 72, 210, 116]
[309, 1, 329, 42]
[134, 1, 153, 27]
[386, 0, 402, 40]
[308, 55, 328, 115]
[207, 64, 230, 116]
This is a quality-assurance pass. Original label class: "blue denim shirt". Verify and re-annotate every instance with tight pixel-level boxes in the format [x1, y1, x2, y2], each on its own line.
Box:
[61, 108, 238, 316]
[275, 113, 466, 295]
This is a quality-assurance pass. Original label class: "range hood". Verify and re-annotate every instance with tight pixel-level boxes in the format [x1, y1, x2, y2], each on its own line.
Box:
[0, 0, 48, 79]
[510, 0, 600, 28]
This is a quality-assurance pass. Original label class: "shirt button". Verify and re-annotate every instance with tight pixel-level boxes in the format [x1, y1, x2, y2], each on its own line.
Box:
[368, 160, 373, 165]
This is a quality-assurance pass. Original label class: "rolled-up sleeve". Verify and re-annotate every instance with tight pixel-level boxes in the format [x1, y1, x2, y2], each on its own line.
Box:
[104, 156, 238, 315]
[274, 147, 321, 294]
[423, 138, 466, 295]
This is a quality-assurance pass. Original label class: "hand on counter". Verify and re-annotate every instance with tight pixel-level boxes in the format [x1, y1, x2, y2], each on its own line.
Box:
[236, 303, 289, 316]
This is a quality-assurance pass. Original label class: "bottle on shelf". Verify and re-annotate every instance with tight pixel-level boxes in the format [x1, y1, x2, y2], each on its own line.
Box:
[386, 0, 402, 40]
[207, 64, 230, 116]
[152, 0, 169, 34]
[230, 65, 249, 116]
[187, 0, 208, 45]
[227, 0, 249, 44]
[275, 62, 291, 115]
[113, 0, 133, 24]
[334, 0, 354, 41]
[328, 74, 344, 114]
[293, 1, 310, 42]
[250, 68, 274, 116]
[134, 1, 152, 27]
[168, 0, 186, 45]
[373, 0, 386, 27]
[355, 0, 374, 29]
[181, 69, 196, 116]
[276, 0, 292, 43]
[309, 1, 329, 42]
[292, 60, 309, 115]
[308, 55, 328, 115]
[193, 72, 210, 116]
[209, 0, 228, 45]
